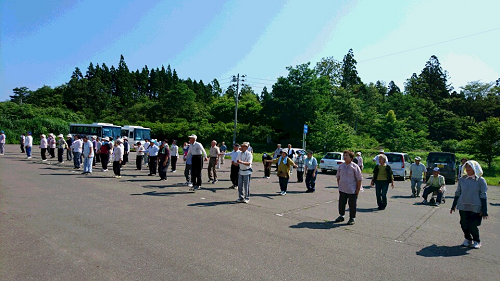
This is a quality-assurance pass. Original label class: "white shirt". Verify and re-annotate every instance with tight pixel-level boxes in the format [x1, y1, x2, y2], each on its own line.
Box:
[237, 150, 253, 175]
[136, 145, 145, 156]
[24, 135, 33, 147]
[170, 144, 179, 157]
[71, 139, 83, 153]
[40, 138, 48, 148]
[147, 144, 159, 156]
[225, 150, 240, 163]
[113, 145, 124, 161]
[83, 140, 94, 157]
[186, 141, 207, 158]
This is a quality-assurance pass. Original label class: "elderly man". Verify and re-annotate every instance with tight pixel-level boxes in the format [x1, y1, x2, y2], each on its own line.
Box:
[273, 144, 282, 171]
[186, 134, 208, 191]
[334, 150, 363, 225]
[221, 143, 241, 188]
[236, 142, 253, 203]
[82, 135, 94, 175]
[373, 149, 385, 165]
[410, 156, 427, 197]
[25, 132, 33, 159]
[219, 141, 227, 165]
[422, 167, 446, 206]
[158, 140, 170, 181]
[208, 140, 220, 184]
[147, 140, 159, 176]
[71, 135, 82, 169]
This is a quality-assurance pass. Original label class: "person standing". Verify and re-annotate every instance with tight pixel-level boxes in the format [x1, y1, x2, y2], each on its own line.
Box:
[122, 137, 130, 166]
[371, 154, 395, 210]
[273, 144, 282, 171]
[48, 134, 56, 158]
[20, 133, 26, 153]
[100, 137, 112, 172]
[355, 152, 363, 171]
[56, 134, 67, 164]
[267, 150, 297, 195]
[295, 151, 305, 183]
[236, 142, 253, 203]
[39, 134, 48, 161]
[71, 135, 82, 169]
[219, 141, 227, 165]
[95, 137, 102, 164]
[112, 139, 124, 179]
[146, 140, 159, 176]
[183, 144, 193, 187]
[186, 134, 208, 191]
[170, 140, 179, 172]
[262, 152, 272, 179]
[373, 149, 385, 165]
[409, 156, 427, 197]
[91, 136, 98, 166]
[287, 144, 295, 174]
[82, 135, 94, 175]
[158, 140, 170, 181]
[304, 151, 318, 193]
[143, 139, 150, 167]
[135, 141, 145, 170]
[24, 132, 33, 159]
[66, 134, 73, 161]
[450, 160, 488, 249]
[221, 143, 241, 188]
[0, 131, 5, 155]
[334, 150, 363, 225]
[457, 158, 468, 180]
[208, 140, 220, 184]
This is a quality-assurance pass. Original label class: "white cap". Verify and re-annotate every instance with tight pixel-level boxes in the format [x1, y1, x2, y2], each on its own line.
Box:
[188, 134, 197, 140]
[379, 149, 385, 153]
[433, 167, 440, 172]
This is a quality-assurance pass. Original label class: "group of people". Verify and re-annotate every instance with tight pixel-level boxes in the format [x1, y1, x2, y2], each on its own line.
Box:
[1, 131, 490, 249]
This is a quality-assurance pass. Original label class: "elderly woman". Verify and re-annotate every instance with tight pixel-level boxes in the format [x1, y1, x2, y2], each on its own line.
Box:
[450, 160, 488, 249]
[39, 134, 48, 161]
[295, 151, 305, 183]
[266, 150, 298, 195]
[371, 154, 395, 210]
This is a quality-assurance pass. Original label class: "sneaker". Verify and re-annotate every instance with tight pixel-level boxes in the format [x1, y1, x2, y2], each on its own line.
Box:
[347, 218, 356, 225]
[244, 199, 250, 204]
[334, 216, 345, 223]
[472, 241, 481, 249]
[212, 180, 217, 184]
[183, 182, 188, 186]
[461, 239, 472, 247]
[280, 191, 286, 195]
[230, 185, 236, 189]
[266, 177, 270, 179]
[236, 198, 245, 203]
[42, 159, 47, 162]
[116, 176, 121, 179]
[172, 170, 177, 173]
[421, 199, 428, 205]
[188, 183, 193, 187]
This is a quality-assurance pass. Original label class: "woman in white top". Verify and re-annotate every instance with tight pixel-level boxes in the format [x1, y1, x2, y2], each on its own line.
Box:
[135, 142, 145, 170]
[170, 140, 179, 172]
[39, 134, 48, 161]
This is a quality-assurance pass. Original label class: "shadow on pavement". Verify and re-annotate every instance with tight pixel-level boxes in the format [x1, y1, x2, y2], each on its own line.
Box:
[40, 173, 76, 176]
[143, 184, 181, 189]
[416, 244, 471, 257]
[130, 191, 192, 196]
[392, 195, 415, 199]
[357, 207, 379, 213]
[289, 221, 342, 230]
[188, 201, 236, 207]
[490, 203, 500, 206]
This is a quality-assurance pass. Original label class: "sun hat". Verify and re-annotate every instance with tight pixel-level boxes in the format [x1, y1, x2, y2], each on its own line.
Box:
[66, 134, 72, 138]
[356, 152, 361, 156]
[415, 156, 421, 161]
[57, 134, 63, 138]
[433, 167, 440, 172]
[188, 134, 197, 140]
[379, 149, 385, 153]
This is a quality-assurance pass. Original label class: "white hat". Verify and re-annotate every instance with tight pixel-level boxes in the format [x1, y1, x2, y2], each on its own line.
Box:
[49, 133, 54, 136]
[433, 167, 440, 172]
[188, 134, 197, 140]
[92, 135, 97, 139]
[57, 134, 63, 138]
[379, 149, 385, 153]
[41, 134, 46, 138]
[103, 137, 109, 141]
[415, 156, 421, 161]
[123, 136, 128, 140]
[66, 134, 72, 138]
[356, 152, 361, 156]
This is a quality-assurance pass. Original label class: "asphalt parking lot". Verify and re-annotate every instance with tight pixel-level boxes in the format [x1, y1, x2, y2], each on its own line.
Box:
[1, 145, 499, 281]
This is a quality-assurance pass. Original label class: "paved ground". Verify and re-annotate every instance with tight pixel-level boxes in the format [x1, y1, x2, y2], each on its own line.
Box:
[1, 144, 499, 281]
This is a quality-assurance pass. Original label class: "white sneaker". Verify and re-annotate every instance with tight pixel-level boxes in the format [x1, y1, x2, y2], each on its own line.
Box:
[280, 191, 286, 196]
[461, 239, 472, 247]
[116, 176, 121, 179]
[266, 177, 270, 179]
[188, 183, 193, 187]
[236, 198, 245, 203]
[42, 159, 47, 162]
[472, 241, 481, 249]
[244, 199, 249, 204]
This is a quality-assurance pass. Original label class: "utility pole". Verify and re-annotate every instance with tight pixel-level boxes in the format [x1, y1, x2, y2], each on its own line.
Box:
[232, 74, 245, 145]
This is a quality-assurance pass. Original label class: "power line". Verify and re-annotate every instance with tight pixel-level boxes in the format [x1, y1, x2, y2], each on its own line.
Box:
[359, 27, 500, 63]
[245, 76, 276, 82]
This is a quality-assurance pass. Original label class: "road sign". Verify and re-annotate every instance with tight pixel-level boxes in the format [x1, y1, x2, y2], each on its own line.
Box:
[304, 124, 308, 134]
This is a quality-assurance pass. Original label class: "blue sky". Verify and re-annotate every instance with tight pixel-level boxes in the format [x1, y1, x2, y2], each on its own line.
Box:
[1, 0, 499, 101]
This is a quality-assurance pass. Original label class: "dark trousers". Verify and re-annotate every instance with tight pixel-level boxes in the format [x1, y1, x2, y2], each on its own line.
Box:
[191, 155, 203, 187]
[264, 164, 271, 177]
[96, 152, 101, 163]
[185, 164, 192, 182]
[375, 180, 389, 208]
[208, 157, 217, 180]
[123, 153, 129, 165]
[279, 177, 289, 192]
[113, 161, 121, 176]
[158, 160, 168, 180]
[136, 155, 143, 170]
[459, 210, 482, 242]
[422, 186, 443, 203]
[305, 170, 317, 191]
[57, 148, 64, 163]
[20, 143, 25, 153]
[49, 148, 55, 158]
[297, 170, 304, 182]
[149, 156, 158, 175]
[41, 148, 47, 160]
[339, 191, 358, 219]
[67, 149, 72, 160]
[73, 152, 81, 168]
[230, 164, 240, 186]
[101, 154, 109, 170]
[171, 156, 178, 171]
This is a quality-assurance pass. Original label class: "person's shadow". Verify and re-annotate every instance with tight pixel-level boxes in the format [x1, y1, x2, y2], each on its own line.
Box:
[416, 244, 471, 257]
[289, 221, 342, 230]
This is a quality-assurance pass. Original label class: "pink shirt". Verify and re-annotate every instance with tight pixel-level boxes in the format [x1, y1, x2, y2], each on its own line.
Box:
[336, 162, 363, 194]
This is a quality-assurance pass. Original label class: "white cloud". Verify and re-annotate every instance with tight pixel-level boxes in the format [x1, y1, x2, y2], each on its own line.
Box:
[441, 53, 499, 89]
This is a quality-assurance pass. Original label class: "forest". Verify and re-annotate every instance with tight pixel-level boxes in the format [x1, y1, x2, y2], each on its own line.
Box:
[1, 50, 500, 169]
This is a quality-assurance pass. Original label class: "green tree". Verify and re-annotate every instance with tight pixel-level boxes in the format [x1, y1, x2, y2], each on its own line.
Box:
[315, 56, 342, 86]
[340, 49, 361, 88]
[471, 117, 500, 168]
[10, 87, 31, 104]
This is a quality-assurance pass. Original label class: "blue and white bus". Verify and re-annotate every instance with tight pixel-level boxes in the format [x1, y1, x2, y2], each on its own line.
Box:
[69, 123, 122, 139]
[121, 125, 151, 144]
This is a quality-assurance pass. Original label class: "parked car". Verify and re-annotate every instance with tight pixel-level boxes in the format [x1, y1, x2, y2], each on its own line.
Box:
[426, 152, 456, 184]
[384, 152, 411, 180]
[320, 152, 344, 173]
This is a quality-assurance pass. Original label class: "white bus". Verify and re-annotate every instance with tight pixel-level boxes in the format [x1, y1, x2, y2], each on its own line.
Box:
[121, 125, 151, 144]
[69, 123, 122, 139]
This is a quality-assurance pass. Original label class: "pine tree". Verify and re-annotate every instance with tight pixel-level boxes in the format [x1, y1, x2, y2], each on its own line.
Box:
[341, 49, 362, 88]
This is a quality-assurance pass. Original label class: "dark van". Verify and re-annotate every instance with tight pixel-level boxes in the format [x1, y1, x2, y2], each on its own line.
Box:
[426, 152, 456, 184]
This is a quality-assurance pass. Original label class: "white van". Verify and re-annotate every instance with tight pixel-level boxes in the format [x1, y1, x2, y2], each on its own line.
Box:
[384, 152, 411, 180]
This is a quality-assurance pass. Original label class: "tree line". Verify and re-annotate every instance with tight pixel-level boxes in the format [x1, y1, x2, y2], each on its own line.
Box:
[2, 51, 500, 167]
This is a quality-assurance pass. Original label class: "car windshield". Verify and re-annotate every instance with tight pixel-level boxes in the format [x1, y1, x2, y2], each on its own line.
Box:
[386, 154, 403, 162]
[324, 153, 342, 160]
[428, 154, 454, 164]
